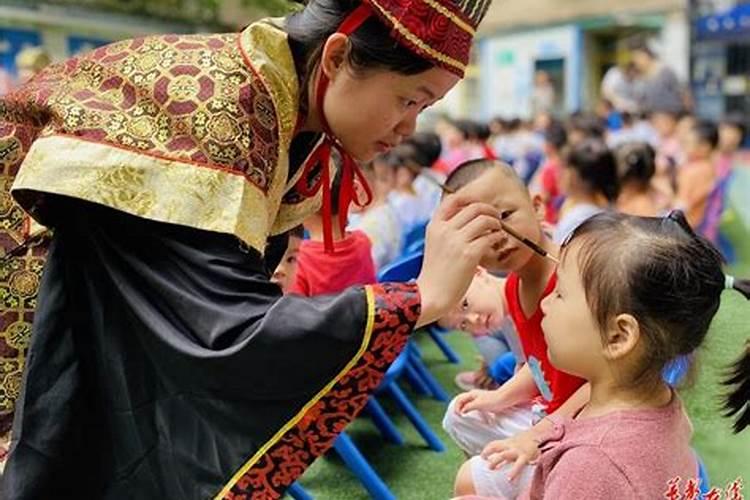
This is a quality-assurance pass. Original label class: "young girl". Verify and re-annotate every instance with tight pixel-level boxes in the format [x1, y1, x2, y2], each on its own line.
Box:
[614, 142, 669, 217]
[676, 120, 720, 228]
[553, 138, 618, 244]
[523, 210, 749, 499]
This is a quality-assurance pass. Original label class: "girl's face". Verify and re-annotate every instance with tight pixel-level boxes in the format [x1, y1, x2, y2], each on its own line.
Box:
[372, 159, 396, 198]
[540, 243, 607, 379]
[684, 129, 712, 162]
[719, 124, 743, 154]
[438, 268, 505, 336]
[395, 165, 416, 190]
[321, 35, 460, 162]
[651, 112, 677, 139]
[272, 236, 302, 294]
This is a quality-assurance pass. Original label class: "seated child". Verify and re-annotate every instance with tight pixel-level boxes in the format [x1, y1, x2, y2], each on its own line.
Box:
[387, 147, 425, 235]
[676, 120, 719, 228]
[518, 210, 750, 498]
[554, 138, 618, 244]
[614, 142, 666, 217]
[437, 267, 522, 391]
[291, 169, 377, 297]
[717, 114, 747, 176]
[441, 159, 588, 499]
[407, 132, 446, 221]
[349, 159, 403, 269]
[271, 225, 304, 294]
[643, 110, 680, 205]
[534, 121, 567, 224]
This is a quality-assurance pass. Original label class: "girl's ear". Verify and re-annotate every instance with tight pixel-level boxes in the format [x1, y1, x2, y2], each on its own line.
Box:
[320, 33, 349, 80]
[602, 313, 641, 361]
[530, 193, 545, 222]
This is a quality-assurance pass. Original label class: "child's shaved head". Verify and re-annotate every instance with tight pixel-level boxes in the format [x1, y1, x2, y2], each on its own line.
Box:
[444, 159, 527, 198]
[438, 159, 551, 273]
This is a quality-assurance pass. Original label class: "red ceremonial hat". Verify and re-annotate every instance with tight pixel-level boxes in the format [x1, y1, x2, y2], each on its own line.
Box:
[365, 0, 491, 77]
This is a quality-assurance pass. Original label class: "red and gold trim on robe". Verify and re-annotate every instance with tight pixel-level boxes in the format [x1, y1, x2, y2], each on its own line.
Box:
[216, 282, 421, 500]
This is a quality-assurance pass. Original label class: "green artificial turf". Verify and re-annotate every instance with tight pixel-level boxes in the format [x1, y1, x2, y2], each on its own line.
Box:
[296, 294, 750, 498]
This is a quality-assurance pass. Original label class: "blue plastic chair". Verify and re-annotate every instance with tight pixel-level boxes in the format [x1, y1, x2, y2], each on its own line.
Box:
[328, 353, 444, 500]
[375, 350, 445, 451]
[365, 397, 404, 445]
[378, 252, 462, 368]
[663, 355, 692, 387]
[333, 432, 396, 500]
[427, 324, 461, 364]
[522, 151, 544, 185]
[402, 222, 428, 254]
[663, 357, 710, 494]
[405, 238, 425, 256]
[287, 482, 313, 500]
[378, 251, 423, 282]
[405, 342, 450, 402]
[697, 454, 710, 496]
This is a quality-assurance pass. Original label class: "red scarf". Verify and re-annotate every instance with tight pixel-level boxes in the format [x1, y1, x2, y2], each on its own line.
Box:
[294, 4, 374, 252]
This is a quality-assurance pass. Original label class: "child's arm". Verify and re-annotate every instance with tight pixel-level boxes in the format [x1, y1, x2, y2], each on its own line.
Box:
[676, 165, 715, 227]
[481, 383, 591, 480]
[527, 383, 590, 440]
[455, 363, 539, 415]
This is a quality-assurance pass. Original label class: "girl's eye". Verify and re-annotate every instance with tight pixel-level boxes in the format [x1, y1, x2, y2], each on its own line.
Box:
[401, 97, 419, 108]
[287, 256, 297, 265]
[500, 210, 513, 220]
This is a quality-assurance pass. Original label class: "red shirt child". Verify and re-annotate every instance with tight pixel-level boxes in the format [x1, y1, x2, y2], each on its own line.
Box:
[539, 158, 562, 224]
[291, 230, 377, 296]
[505, 272, 585, 414]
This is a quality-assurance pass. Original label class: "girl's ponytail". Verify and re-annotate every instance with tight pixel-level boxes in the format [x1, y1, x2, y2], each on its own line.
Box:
[727, 276, 750, 301]
[724, 342, 750, 433]
[723, 277, 750, 433]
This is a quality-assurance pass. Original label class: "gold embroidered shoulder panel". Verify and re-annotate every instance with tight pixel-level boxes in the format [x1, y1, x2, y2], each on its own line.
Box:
[5, 20, 301, 254]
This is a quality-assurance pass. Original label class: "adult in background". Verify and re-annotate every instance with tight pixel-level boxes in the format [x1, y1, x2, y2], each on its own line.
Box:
[629, 38, 685, 115]
[600, 61, 643, 114]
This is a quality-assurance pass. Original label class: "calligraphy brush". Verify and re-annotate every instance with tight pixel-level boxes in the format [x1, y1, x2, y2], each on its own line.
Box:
[424, 174, 560, 264]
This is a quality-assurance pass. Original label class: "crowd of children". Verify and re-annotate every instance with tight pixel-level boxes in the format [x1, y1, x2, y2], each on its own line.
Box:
[445, 109, 749, 248]
[268, 107, 750, 498]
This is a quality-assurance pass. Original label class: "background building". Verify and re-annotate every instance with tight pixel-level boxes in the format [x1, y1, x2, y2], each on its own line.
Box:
[690, 0, 750, 135]
[0, 0, 280, 80]
[431, 0, 689, 120]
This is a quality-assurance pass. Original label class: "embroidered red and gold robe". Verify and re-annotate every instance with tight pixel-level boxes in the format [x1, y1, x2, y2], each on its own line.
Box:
[0, 19, 420, 499]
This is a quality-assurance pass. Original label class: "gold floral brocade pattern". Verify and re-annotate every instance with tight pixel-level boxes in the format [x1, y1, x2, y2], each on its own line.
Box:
[8, 20, 304, 255]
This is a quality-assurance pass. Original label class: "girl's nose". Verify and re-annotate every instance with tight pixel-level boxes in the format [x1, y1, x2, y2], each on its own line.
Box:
[540, 294, 551, 314]
[467, 312, 481, 327]
[395, 111, 418, 137]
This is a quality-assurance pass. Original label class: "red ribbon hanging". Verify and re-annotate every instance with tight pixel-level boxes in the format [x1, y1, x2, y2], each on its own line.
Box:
[294, 3, 374, 253]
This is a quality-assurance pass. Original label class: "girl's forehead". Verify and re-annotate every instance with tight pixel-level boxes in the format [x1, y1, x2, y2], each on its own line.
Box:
[558, 243, 581, 276]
